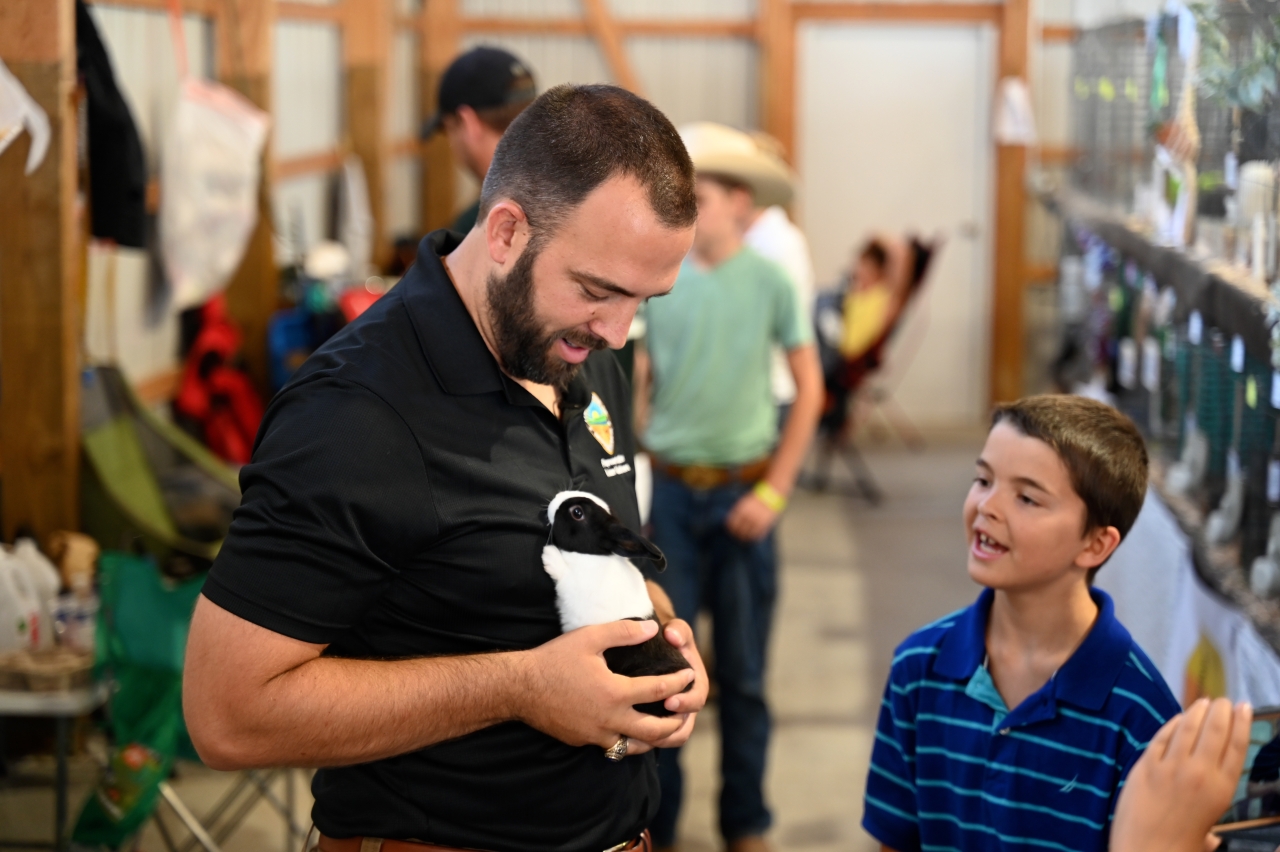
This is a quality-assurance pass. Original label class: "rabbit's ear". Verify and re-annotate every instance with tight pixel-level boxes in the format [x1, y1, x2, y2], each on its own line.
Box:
[607, 523, 667, 572]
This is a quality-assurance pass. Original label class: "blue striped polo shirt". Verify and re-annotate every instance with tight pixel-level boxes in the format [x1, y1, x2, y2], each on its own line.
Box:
[862, 587, 1180, 852]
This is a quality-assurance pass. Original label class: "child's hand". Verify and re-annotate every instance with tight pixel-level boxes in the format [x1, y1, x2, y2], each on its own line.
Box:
[1111, 698, 1252, 852]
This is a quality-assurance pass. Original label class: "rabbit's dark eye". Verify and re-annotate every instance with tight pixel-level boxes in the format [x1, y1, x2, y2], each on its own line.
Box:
[569, 505, 586, 521]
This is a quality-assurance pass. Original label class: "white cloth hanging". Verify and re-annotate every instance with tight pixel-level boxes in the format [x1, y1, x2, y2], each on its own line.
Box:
[159, 0, 269, 310]
[0, 58, 50, 175]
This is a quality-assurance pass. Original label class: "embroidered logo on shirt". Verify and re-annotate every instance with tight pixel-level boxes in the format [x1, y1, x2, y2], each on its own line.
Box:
[584, 393, 615, 455]
[601, 454, 632, 477]
[1059, 776, 1080, 793]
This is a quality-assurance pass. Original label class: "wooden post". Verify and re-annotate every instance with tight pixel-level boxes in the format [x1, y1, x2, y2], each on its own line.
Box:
[582, 0, 642, 95]
[347, 0, 391, 268]
[422, 0, 460, 232]
[0, 0, 80, 541]
[758, 0, 796, 160]
[217, 0, 277, 393]
[991, 0, 1029, 403]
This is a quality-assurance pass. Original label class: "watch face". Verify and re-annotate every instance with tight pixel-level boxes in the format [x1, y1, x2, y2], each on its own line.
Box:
[1219, 708, 1280, 830]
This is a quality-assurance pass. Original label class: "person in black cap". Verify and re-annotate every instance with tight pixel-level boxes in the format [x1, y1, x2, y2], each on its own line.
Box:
[422, 46, 537, 233]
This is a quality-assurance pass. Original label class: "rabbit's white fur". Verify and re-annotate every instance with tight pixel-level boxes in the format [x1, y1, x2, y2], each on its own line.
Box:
[542, 545, 653, 632]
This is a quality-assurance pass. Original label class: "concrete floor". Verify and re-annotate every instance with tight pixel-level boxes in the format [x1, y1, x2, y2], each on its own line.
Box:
[0, 438, 985, 852]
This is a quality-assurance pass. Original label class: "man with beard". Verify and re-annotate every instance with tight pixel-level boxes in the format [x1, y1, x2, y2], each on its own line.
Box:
[183, 84, 707, 852]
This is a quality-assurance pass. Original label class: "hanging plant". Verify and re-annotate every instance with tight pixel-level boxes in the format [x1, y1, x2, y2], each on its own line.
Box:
[1192, 1, 1280, 111]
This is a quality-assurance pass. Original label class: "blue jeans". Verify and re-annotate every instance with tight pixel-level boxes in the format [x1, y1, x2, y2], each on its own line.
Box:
[648, 470, 777, 845]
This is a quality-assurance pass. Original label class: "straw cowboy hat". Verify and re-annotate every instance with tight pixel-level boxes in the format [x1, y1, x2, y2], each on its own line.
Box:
[678, 122, 795, 208]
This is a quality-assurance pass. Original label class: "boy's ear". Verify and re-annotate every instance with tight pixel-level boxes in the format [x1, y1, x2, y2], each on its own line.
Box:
[1076, 525, 1122, 571]
[607, 523, 668, 572]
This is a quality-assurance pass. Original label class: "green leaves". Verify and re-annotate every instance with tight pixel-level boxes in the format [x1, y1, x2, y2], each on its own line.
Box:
[1192, 1, 1280, 111]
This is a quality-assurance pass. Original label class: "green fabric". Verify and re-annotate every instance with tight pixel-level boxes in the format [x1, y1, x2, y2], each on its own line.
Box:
[72, 553, 206, 848]
[642, 247, 812, 465]
[452, 200, 481, 234]
[83, 418, 178, 540]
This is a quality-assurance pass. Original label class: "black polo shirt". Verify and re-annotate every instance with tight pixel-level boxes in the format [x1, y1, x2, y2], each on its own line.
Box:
[203, 230, 655, 852]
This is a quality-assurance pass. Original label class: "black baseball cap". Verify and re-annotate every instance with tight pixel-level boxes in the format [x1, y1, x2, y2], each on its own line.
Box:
[420, 47, 537, 138]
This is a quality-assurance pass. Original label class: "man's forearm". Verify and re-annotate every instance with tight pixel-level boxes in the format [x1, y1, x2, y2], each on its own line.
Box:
[186, 598, 695, 771]
[190, 647, 529, 770]
[766, 343, 824, 495]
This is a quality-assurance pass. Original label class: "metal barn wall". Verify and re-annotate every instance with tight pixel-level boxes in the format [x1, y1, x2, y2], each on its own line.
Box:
[273, 20, 343, 257]
[386, 27, 423, 239]
[456, 0, 759, 216]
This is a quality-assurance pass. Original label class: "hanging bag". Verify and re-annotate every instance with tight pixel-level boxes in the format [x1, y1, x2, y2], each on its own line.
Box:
[158, 0, 269, 311]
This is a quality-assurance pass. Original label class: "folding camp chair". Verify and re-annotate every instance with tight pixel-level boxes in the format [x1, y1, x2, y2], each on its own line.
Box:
[75, 366, 308, 852]
[80, 365, 241, 577]
[803, 237, 938, 503]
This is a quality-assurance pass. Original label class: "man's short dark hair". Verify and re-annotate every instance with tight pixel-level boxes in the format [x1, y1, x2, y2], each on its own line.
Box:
[991, 395, 1148, 582]
[478, 84, 697, 242]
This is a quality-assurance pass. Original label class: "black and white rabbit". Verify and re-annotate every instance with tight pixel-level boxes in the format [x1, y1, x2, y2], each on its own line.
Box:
[543, 490, 692, 716]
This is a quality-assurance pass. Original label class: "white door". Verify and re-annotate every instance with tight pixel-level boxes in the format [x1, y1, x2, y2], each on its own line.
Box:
[797, 23, 996, 429]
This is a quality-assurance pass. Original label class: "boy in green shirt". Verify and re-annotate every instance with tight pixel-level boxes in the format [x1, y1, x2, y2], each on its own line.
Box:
[635, 123, 823, 852]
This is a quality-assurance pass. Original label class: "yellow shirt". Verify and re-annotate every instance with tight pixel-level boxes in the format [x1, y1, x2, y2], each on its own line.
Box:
[840, 285, 893, 359]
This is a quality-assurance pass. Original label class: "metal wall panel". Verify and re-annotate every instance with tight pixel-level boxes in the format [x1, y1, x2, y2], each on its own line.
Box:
[460, 32, 611, 86]
[387, 30, 421, 139]
[87, 6, 214, 172]
[385, 157, 423, 237]
[611, 0, 754, 20]
[631, 37, 757, 130]
[274, 174, 334, 262]
[462, 0, 584, 18]
[1034, 41, 1073, 148]
[273, 21, 343, 158]
[460, 32, 756, 130]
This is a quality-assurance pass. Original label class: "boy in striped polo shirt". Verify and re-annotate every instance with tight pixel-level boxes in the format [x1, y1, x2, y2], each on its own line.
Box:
[863, 395, 1181, 852]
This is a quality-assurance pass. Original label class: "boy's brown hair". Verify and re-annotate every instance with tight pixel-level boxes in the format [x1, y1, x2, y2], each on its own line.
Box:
[991, 395, 1148, 582]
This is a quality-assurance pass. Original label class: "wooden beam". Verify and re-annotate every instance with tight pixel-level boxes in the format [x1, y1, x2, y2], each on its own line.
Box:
[274, 148, 346, 180]
[422, 0, 460, 232]
[463, 17, 589, 35]
[582, 0, 642, 94]
[134, 369, 183, 406]
[87, 0, 221, 16]
[621, 19, 755, 37]
[217, 0, 277, 394]
[1035, 145, 1081, 165]
[0, 0, 80, 542]
[792, 2, 1002, 24]
[758, 0, 797, 160]
[346, 0, 392, 269]
[276, 1, 344, 23]
[1024, 262, 1058, 284]
[992, 0, 1029, 404]
[390, 138, 422, 158]
[1040, 23, 1078, 42]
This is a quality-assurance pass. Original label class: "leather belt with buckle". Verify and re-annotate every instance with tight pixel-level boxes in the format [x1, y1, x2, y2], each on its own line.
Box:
[652, 456, 771, 490]
[317, 830, 651, 852]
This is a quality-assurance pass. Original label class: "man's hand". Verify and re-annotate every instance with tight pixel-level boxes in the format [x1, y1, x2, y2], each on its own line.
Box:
[1111, 698, 1252, 852]
[726, 491, 780, 542]
[630, 617, 709, 754]
[516, 619, 696, 754]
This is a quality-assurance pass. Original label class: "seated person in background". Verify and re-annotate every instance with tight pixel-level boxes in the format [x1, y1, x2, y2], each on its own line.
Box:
[839, 237, 898, 361]
[863, 395, 1182, 852]
[1112, 697, 1254, 852]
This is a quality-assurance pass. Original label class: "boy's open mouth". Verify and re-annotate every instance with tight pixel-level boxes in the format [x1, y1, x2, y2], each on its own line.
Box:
[972, 531, 1009, 559]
